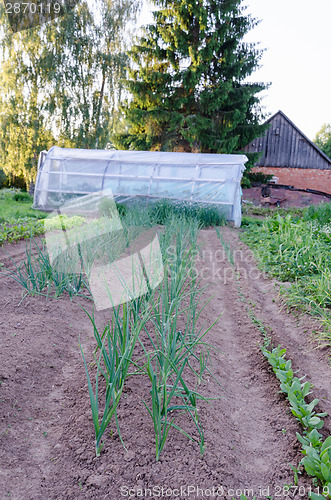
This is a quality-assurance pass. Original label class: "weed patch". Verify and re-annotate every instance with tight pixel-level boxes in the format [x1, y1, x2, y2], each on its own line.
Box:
[241, 205, 331, 346]
[0, 188, 47, 244]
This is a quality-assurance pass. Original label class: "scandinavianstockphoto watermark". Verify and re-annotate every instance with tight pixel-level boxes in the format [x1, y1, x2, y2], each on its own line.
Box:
[165, 245, 267, 283]
[194, 263, 265, 283]
[166, 245, 256, 267]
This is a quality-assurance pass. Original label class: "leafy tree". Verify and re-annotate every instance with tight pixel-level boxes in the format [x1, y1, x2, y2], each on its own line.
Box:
[0, 17, 54, 187]
[42, 0, 140, 149]
[0, 0, 140, 187]
[314, 123, 331, 159]
[113, 0, 267, 154]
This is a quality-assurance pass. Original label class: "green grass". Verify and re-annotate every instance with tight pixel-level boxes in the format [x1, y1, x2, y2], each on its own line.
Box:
[241, 203, 331, 346]
[303, 203, 331, 226]
[0, 188, 48, 245]
[0, 188, 46, 219]
[242, 203, 306, 218]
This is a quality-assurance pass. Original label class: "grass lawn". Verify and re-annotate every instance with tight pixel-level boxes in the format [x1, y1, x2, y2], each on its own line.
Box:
[0, 189, 48, 245]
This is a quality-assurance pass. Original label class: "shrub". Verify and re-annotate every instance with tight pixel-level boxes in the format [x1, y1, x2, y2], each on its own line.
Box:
[13, 192, 33, 203]
[247, 172, 273, 185]
[241, 176, 251, 189]
[0, 187, 20, 200]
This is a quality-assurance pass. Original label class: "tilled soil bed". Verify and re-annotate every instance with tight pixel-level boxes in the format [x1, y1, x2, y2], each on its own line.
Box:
[0, 227, 330, 500]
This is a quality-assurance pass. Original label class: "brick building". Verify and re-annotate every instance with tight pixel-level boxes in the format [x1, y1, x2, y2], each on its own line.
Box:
[244, 110, 331, 194]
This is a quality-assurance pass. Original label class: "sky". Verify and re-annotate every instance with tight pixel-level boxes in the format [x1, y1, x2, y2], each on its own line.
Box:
[138, 0, 331, 141]
[243, 0, 331, 140]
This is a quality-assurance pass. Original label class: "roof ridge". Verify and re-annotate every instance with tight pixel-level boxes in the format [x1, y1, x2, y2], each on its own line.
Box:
[265, 110, 331, 165]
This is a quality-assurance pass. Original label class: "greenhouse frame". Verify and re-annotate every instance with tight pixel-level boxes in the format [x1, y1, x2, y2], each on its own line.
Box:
[33, 146, 247, 226]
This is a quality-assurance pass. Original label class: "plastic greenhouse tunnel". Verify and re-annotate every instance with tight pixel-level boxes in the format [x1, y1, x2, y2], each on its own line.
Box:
[33, 147, 247, 226]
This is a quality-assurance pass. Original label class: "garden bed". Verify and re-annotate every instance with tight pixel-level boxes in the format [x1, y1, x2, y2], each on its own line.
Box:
[0, 227, 330, 499]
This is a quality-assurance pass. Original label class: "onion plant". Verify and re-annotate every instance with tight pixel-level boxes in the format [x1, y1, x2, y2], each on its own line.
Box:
[78, 211, 219, 459]
[80, 298, 150, 456]
[138, 215, 220, 459]
[1, 237, 89, 299]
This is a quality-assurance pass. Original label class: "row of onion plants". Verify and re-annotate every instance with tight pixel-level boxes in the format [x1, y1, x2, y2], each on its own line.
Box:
[81, 214, 219, 459]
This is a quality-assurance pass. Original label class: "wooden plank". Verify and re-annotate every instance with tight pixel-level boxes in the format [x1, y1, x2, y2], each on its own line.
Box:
[247, 110, 331, 171]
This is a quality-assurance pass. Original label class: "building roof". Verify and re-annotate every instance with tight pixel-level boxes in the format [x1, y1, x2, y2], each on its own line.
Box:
[266, 110, 331, 164]
[244, 110, 331, 170]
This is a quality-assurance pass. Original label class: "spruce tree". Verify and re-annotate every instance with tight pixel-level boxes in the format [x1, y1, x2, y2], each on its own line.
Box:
[113, 0, 267, 154]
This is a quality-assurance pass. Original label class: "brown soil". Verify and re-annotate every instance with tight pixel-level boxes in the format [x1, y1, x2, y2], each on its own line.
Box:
[0, 228, 330, 500]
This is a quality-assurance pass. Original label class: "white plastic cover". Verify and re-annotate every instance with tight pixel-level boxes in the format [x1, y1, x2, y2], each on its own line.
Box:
[33, 146, 247, 226]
